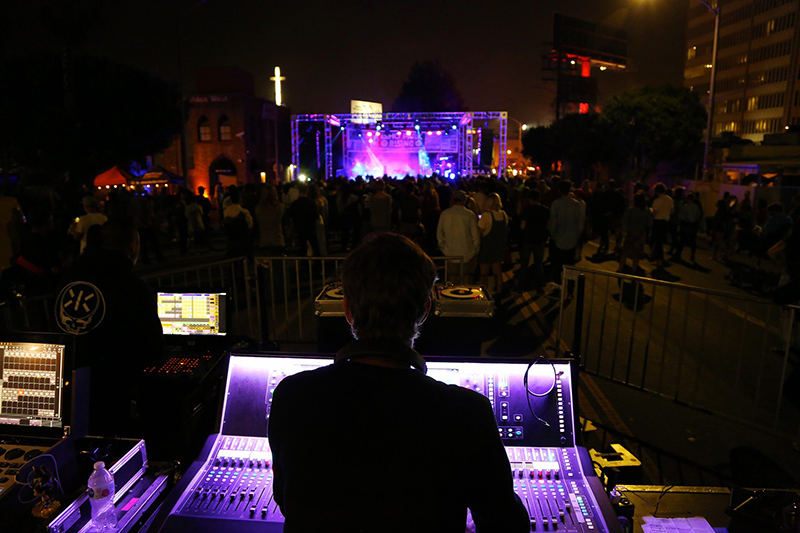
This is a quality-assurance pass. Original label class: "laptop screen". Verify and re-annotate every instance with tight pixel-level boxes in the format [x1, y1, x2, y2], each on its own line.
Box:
[0, 340, 66, 429]
[157, 291, 228, 337]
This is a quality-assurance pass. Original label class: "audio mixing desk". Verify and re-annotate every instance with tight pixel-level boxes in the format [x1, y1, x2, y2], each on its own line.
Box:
[150, 354, 621, 533]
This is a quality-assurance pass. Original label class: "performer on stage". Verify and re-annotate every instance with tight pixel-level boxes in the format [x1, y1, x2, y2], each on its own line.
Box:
[268, 232, 529, 532]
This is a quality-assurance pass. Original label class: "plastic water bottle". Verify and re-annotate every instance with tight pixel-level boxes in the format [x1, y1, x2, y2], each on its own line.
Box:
[87, 461, 116, 530]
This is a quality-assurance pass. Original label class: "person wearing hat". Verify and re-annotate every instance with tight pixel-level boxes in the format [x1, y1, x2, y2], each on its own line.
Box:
[437, 189, 480, 284]
[73, 196, 107, 254]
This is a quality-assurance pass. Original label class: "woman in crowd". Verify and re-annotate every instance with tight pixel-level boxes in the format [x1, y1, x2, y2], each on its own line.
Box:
[255, 185, 285, 254]
[478, 192, 510, 296]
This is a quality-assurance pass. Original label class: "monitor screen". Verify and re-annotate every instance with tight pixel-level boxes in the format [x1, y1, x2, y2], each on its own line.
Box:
[157, 292, 228, 336]
[0, 341, 65, 429]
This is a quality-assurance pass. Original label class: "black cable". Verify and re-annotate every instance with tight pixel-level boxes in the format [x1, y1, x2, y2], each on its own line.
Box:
[653, 485, 675, 516]
[522, 356, 560, 427]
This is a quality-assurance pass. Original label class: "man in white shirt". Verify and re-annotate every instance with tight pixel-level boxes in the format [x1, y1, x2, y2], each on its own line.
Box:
[437, 190, 480, 283]
[73, 196, 107, 253]
[650, 183, 674, 267]
[549, 180, 585, 294]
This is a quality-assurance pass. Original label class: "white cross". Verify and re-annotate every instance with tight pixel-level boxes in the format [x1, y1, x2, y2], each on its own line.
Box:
[270, 66, 286, 107]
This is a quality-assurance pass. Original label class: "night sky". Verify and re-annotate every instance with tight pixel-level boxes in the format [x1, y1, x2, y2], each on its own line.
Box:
[4, 0, 688, 126]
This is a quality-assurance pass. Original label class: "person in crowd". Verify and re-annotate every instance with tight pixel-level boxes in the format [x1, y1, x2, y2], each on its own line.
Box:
[56, 219, 162, 437]
[268, 233, 530, 532]
[650, 183, 674, 268]
[133, 194, 164, 263]
[420, 180, 441, 254]
[223, 186, 254, 257]
[396, 179, 424, 246]
[674, 191, 703, 262]
[289, 183, 320, 257]
[336, 181, 360, 252]
[72, 196, 107, 254]
[548, 180, 584, 294]
[255, 184, 285, 254]
[540, 176, 561, 208]
[618, 191, 653, 273]
[667, 187, 685, 257]
[369, 179, 393, 233]
[517, 188, 550, 293]
[0, 205, 61, 300]
[437, 190, 480, 284]
[196, 186, 213, 230]
[184, 194, 206, 253]
[590, 181, 610, 254]
[308, 183, 328, 256]
[604, 180, 627, 253]
[478, 192, 510, 297]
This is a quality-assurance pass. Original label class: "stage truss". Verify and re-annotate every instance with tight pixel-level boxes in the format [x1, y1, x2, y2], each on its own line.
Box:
[290, 111, 508, 180]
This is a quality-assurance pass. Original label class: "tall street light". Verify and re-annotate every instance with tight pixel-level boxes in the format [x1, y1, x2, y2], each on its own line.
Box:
[176, 0, 208, 183]
[699, 0, 720, 180]
[508, 116, 527, 163]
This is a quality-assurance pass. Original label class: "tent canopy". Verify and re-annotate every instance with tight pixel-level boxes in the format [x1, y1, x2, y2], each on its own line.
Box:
[93, 166, 134, 187]
[137, 165, 184, 185]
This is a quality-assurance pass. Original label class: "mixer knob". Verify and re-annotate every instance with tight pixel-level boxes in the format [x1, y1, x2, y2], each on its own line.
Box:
[559, 511, 565, 522]
[546, 470, 551, 479]
[551, 518, 557, 528]
[214, 458, 221, 466]
[249, 459, 255, 468]
[240, 492, 246, 500]
[261, 507, 268, 518]
[565, 503, 571, 513]
[248, 490, 255, 500]
[529, 469, 535, 479]
[554, 470, 560, 480]
[249, 506, 256, 518]
[222, 458, 229, 467]
[230, 493, 236, 502]
[239, 458, 245, 467]
[538, 470, 543, 479]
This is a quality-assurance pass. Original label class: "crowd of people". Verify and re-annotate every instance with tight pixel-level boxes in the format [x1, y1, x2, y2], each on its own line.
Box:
[3, 172, 799, 303]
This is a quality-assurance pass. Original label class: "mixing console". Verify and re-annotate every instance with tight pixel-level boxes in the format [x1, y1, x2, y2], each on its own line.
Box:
[151, 354, 620, 533]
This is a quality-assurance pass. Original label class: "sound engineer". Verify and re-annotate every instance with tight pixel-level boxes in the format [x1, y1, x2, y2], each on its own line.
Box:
[56, 219, 162, 437]
[268, 233, 530, 532]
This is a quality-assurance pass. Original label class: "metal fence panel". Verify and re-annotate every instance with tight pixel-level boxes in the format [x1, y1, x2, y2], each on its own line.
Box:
[557, 266, 800, 440]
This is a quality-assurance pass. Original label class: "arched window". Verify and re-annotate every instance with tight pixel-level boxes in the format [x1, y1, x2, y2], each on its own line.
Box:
[198, 116, 211, 142]
[219, 115, 232, 141]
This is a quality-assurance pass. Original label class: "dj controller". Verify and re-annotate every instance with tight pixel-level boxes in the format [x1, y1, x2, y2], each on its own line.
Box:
[150, 353, 621, 532]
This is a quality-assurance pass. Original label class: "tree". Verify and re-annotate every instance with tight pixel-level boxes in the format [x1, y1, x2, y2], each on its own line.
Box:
[601, 85, 706, 178]
[1, 53, 182, 186]
[392, 60, 467, 112]
[522, 113, 623, 180]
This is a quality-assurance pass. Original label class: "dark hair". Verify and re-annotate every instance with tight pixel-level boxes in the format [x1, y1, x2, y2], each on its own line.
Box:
[654, 183, 666, 194]
[634, 191, 647, 210]
[559, 179, 572, 196]
[529, 189, 541, 202]
[98, 218, 138, 252]
[341, 233, 437, 345]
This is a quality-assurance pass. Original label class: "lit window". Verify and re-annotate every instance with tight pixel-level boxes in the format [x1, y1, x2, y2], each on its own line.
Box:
[747, 96, 758, 111]
[766, 19, 776, 35]
[219, 115, 232, 141]
[687, 46, 697, 60]
[198, 116, 211, 142]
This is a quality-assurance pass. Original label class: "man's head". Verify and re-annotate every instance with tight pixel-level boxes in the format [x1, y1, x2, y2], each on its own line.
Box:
[452, 190, 467, 206]
[341, 233, 437, 346]
[82, 195, 100, 213]
[98, 219, 140, 265]
[559, 179, 572, 196]
[654, 183, 667, 196]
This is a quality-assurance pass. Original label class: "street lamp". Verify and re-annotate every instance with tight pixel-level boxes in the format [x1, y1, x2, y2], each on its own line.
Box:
[176, 0, 208, 183]
[508, 116, 527, 163]
[699, 0, 720, 181]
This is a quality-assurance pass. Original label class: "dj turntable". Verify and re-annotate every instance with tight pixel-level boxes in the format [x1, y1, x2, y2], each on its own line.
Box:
[314, 283, 345, 317]
[433, 284, 494, 318]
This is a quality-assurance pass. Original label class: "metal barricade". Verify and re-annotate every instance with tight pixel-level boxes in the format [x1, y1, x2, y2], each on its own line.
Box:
[254, 255, 465, 347]
[556, 265, 800, 439]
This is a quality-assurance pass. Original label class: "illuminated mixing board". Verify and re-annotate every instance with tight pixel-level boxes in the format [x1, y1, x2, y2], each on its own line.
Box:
[158, 292, 227, 336]
[151, 354, 621, 533]
[0, 342, 64, 428]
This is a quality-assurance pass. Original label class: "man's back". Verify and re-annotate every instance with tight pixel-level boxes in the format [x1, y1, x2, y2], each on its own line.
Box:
[550, 196, 584, 250]
[269, 359, 529, 533]
[437, 205, 480, 260]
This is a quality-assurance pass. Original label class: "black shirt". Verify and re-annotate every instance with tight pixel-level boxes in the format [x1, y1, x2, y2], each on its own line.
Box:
[268, 341, 529, 533]
[520, 204, 550, 245]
